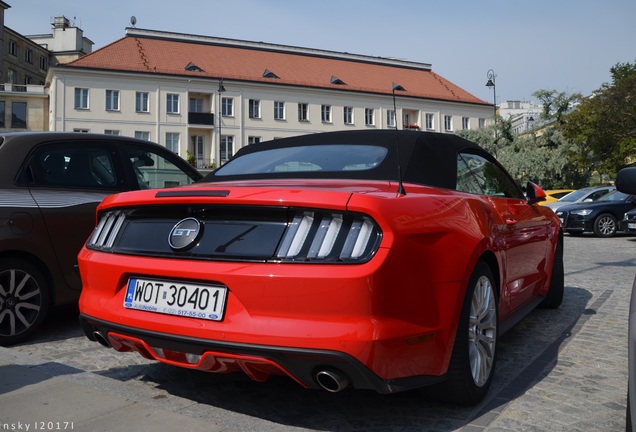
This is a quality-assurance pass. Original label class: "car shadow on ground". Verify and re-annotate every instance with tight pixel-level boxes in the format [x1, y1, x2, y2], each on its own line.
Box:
[7, 285, 593, 430]
[84, 285, 593, 431]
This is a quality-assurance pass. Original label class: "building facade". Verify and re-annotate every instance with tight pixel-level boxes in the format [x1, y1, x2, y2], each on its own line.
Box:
[48, 28, 493, 168]
[0, 3, 92, 132]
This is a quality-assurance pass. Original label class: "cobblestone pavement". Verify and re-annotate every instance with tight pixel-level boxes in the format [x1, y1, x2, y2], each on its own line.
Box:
[3, 234, 632, 431]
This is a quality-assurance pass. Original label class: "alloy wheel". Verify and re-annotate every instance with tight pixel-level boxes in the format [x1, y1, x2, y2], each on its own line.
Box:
[468, 275, 497, 387]
[0, 267, 44, 340]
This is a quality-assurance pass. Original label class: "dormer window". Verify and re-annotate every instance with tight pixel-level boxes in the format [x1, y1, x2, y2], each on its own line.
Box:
[263, 69, 280, 79]
[185, 62, 204, 72]
[330, 76, 346, 85]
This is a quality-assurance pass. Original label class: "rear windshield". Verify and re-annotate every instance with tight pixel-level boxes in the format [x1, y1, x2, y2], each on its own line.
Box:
[214, 145, 388, 176]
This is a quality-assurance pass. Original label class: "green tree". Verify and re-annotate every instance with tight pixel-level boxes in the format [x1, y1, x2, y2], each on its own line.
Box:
[561, 60, 636, 177]
[458, 114, 589, 189]
[532, 89, 583, 124]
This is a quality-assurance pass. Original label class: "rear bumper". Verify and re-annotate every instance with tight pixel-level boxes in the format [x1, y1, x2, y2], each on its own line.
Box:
[79, 314, 444, 394]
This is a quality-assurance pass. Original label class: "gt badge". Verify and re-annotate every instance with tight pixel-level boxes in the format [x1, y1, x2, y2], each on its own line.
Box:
[168, 217, 203, 251]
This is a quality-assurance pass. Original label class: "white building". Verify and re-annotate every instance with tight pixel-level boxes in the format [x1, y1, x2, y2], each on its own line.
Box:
[498, 100, 543, 135]
[47, 28, 493, 168]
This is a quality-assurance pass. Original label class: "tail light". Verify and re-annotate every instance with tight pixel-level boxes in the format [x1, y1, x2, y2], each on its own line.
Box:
[276, 211, 381, 263]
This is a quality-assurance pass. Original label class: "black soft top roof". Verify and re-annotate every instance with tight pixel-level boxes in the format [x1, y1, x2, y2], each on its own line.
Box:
[204, 130, 488, 190]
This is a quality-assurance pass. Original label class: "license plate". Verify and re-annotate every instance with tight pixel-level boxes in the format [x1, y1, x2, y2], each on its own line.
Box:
[124, 277, 227, 321]
[629, 223, 636, 230]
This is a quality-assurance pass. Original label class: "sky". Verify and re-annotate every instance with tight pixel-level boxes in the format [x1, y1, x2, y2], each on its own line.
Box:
[5, 0, 636, 104]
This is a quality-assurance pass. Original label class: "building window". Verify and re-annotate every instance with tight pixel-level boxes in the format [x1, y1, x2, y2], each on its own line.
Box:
[8, 40, 16, 56]
[274, 101, 285, 120]
[365, 108, 375, 126]
[104, 130, 120, 135]
[248, 99, 261, 119]
[73, 129, 90, 133]
[167, 94, 180, 114]
[444, 115, 453, 131]
[426, 113, 434, 130]
[221, 97, 233, 117]
[189, 98, 203, 113]
[106, 90, 120, 111]
[7, 69, 16, 85]
[220, 135, 234, 163]
[166, 132, 180, 153]
[74, 88, 89, 109]
[248, 136, 261, 145]
[321, 105, 332, 123]
[0, 101, 4, 128]
[25, 48, 33, 64]
[39, 56, 48, 71]
[135, 131, 150, 141]
[479, 118, 486, 128]
[462, 117, 470, 130]
[11, 102, 27, 129]
[136, 92, 149, 113]
[343, 106, 354, 125]
[298, 103, 308, 122]
[387, 110, 396, 128]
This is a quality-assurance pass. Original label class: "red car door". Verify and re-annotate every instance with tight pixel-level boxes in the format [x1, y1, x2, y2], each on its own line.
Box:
[488, 196, 551, 312]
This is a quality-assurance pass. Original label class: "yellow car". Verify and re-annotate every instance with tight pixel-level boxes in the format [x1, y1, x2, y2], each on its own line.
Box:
[541, 189, 575, 205]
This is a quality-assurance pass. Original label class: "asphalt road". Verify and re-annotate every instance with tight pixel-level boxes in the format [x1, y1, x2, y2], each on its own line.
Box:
[3, 233, 633, 431]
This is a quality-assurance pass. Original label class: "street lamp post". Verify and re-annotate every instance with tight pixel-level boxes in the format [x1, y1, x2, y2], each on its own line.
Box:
[217, 78, 226, 168]
[485, 69, 497, 126]
[526, 110, 535, 132]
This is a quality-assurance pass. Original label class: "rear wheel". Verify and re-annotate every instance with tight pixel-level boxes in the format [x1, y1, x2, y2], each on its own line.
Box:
[593, 213, 617, 237]
[442, 261, 498, 405]
[0, 259, 49, 346]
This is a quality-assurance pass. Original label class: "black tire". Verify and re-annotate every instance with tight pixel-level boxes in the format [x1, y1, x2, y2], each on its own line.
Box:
[540, 234, 564, 309]
[593, 213, 617, 237]
[0, 259, 50, 346]
[442, 261, 498, 405]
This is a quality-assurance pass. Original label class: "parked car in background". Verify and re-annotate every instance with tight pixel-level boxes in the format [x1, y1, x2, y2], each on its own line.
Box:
[544, 185, 616, 212]
[78, 130, 563, 405]
[555, 189, 636, 237]
[540, 189, 575, 205]
[615, 166, 636, 432]
[0, 132, 202, 345]
[623, 209, 636, 233]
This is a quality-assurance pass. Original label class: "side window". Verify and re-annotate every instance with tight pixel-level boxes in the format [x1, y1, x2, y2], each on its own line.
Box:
[588, 189, 610, 201]
[29, 144, 118, 189]
[125, 145, 198, 189]
[456, 153, 522, 199]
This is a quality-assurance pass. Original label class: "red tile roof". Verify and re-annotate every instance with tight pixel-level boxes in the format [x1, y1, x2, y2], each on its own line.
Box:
[64, 29, 489, 106]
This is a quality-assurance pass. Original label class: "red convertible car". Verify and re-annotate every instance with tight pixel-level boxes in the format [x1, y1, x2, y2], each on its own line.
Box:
[78, 130, 563, 404]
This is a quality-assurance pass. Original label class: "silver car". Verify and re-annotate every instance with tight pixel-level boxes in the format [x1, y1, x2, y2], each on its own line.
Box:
[544, 185, 615, 213]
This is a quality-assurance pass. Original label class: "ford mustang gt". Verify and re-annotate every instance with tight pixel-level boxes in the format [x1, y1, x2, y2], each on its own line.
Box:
[78, 130, 563, 405]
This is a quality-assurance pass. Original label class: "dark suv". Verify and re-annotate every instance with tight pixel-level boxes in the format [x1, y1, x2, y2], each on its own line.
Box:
[0, 132, 202, 345]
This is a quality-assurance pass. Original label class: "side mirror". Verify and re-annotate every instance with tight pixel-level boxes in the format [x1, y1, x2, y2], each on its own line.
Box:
[526, 181, 546, 205]
[616, 167, 636, 195]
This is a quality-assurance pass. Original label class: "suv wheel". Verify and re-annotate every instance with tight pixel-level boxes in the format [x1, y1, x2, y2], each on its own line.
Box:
[0, 259, 49, 346]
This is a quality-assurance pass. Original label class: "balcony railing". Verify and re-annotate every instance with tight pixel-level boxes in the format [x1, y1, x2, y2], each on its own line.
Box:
[0, 84, 47, 94]
[188, 112, 215, 126]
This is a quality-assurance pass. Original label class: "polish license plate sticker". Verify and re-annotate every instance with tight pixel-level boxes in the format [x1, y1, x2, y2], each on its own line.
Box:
[124, 277, 227, 321]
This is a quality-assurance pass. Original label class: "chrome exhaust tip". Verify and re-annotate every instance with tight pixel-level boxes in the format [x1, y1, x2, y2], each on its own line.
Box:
[315, 369, 350, 393]
[92, 331, 111, 348]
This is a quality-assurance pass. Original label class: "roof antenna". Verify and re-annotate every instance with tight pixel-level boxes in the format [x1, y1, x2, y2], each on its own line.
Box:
[392, 82, 406, 196]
